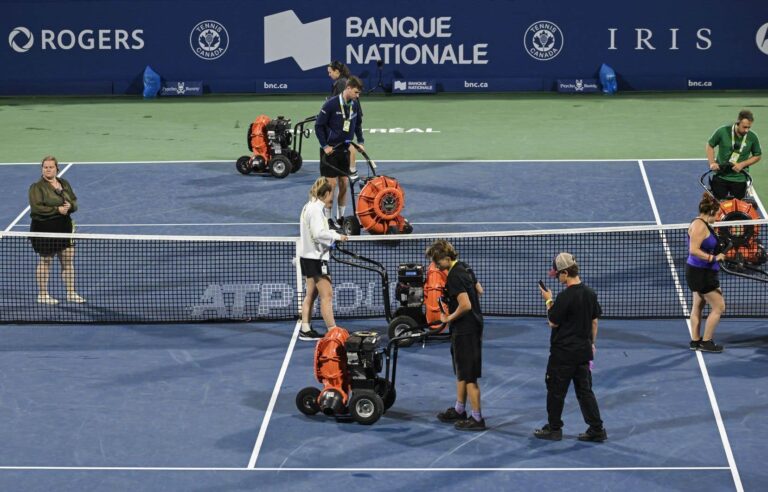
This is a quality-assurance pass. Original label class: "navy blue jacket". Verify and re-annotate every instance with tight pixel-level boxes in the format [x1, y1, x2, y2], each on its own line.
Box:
[315, 94, 364, 149]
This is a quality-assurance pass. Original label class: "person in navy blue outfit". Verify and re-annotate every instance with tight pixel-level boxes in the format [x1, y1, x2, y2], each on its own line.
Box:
[314, 76, 365, 227]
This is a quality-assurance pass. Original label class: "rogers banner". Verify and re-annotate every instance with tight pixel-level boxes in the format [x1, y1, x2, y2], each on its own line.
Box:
[1, 0, 767, 94]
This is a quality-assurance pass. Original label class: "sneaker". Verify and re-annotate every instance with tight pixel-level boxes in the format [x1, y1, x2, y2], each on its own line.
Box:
[328, 218, 342, 232]
[578, 427, 608, 442]
[689, 339, 702, 350]
[67, 292, 86, 303]
[437, 407, 467, 423]
[699, 340, 724, 353]
[455, 416, 486, 431]
[533, 424, 562, 441]
[36, 293, 58, 305]
[348, 170, 359, 184]
[299, 328, 324, 341]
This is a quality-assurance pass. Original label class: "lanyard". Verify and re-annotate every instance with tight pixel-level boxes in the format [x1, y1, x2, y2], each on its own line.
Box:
[339, 94, 351, 121]
[731, 124, 749, 154]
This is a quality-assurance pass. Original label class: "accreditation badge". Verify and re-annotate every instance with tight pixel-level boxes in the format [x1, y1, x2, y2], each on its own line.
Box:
[729, 152, 740, 164]
[343, 120, 351, 132]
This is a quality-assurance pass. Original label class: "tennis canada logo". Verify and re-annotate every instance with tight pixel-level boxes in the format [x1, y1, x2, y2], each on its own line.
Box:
[524, 20, 564, 61]
[190, 20, 229, 60]
[757, 22, 768, 55]
[8, 26, 34, 53]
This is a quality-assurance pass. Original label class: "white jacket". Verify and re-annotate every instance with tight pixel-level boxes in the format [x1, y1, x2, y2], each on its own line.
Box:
[299, 198, 341, 260]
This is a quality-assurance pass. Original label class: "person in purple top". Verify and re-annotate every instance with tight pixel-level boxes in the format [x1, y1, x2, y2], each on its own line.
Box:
[686, 193, 726, 353]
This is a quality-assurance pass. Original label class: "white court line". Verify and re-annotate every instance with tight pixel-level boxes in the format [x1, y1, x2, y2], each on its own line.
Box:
[247, 319, 302, 469]
[0, 466, 732, 472]
[0, 158, 706, 166]
[638, 159, 743, 492]
[3, 162, 75, 232]
[7, 220, 658, 228]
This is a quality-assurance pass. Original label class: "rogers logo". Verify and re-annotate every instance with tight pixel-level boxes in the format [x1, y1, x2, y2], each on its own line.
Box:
[8, 26, 33, 53]
[7, 26, 144, 52]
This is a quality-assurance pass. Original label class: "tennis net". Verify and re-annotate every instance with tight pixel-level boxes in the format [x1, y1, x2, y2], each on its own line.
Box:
[1, 221, 767, 323]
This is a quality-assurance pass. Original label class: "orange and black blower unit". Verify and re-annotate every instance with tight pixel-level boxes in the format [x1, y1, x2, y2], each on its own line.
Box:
[295, 328, 398, 425]
[329, 142, 413, 236]
[235, 115, 303, 178]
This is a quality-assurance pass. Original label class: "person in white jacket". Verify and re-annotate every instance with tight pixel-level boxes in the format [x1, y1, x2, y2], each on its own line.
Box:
[298, 177, 348, 340]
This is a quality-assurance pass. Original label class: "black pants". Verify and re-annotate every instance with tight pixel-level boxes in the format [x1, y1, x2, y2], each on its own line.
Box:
[711, 175, 747, 200]
[546, 357, 603, 430]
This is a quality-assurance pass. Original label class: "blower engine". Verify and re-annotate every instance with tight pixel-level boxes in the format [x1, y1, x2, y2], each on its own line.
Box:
[295, 328, 395, 425]
[387, 262, 449, 347]
[236, 115, 303, 178]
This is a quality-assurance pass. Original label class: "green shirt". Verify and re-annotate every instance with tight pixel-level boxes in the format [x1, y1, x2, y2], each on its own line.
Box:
[708, 124, 762, 182]
[28, 177, 78, 221]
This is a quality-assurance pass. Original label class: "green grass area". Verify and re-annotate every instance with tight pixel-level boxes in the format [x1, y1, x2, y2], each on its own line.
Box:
[2, 91, 767, 192]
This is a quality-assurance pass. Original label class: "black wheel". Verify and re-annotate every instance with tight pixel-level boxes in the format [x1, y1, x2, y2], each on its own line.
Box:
[236, 156, 253, 174]
[269, 155, 292, 178]
[375, 377, 396, 410]
[296, 386, 321, 415]
[288, 150, 303, 173]
[388, 315, 420, 348]
[342, 216, 361, 236]
[349, 390, 384, 425]
[252, 155, 267, 173]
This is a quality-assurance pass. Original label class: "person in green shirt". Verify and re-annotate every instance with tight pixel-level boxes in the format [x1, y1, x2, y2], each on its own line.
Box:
[706, 109, 762, 200]
[28, 156, 85, 305]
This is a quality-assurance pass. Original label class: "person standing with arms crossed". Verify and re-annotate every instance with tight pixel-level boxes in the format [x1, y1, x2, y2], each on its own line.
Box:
[28, 156, 85, 305]
[706, 109, 761, 200]
[315, 76, 365, 229]
[428, 240, 486, 431]
[536, 253, 606, 442]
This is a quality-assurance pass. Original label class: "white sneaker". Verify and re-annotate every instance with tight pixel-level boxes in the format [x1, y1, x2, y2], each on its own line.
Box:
[37, 293, 59, 305]
[67, 293, 86, 303]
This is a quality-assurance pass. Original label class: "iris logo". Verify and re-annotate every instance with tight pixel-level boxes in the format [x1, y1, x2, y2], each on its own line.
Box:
[757, 22, 768, 55]
[264, 10, 331, 70]
[8, 26, 33, 53]
[190, 20, 229, 60]
[524, 20, 564, 61]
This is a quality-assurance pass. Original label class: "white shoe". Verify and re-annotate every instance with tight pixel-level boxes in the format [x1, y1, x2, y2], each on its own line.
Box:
[37, 293, 59, 305]
[67, 293, 86, 303]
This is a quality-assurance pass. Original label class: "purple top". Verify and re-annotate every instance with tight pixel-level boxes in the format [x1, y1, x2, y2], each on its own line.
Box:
[687, 219, 719, 271]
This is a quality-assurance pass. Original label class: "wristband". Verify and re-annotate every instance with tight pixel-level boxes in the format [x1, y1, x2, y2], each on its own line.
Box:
[545, 299, 554, 306]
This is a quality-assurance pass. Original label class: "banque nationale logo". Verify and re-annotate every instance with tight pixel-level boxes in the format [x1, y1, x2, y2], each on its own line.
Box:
[8, 26, 34, 53]
[190, 20, 229, 60]
[524, 20, 563, 61]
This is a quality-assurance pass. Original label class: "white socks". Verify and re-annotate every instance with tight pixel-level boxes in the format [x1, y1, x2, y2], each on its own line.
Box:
[338, 206, 346, 218]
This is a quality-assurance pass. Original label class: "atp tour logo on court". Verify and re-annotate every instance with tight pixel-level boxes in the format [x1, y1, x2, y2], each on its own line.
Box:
[190, 20, 229, 60]
[757, 22, 768, 55]
[524, 20, 564, 61]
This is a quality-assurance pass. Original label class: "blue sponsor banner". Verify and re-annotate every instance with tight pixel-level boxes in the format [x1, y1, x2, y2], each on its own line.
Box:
[160, 80, 203, 96]
[392, 79, 436, 93]
[557, 79, 599, 93]
[1, 0, 767, 94]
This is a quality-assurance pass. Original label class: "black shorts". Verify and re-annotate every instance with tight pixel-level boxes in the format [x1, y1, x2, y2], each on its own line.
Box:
[450, 332, 482, 383]
[30, 216, 74, 257]
[711, 174, 747, 200]
[320, 147, 350, 178]
[300, 258, 330, 278]
[686, 264, 720, 294]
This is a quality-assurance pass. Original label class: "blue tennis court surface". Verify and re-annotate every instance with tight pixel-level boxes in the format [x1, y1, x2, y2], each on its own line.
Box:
[0, 158, 764, 491]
